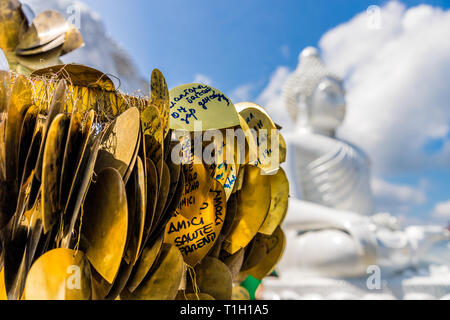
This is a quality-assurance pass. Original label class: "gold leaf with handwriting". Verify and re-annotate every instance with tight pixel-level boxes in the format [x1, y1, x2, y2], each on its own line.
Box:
[244, 226, 285, 280]
[164, 180, 226, 266]
[169, 83, 239, 131]
[177, 158, 212, 220]
[235, 102, 279, 174]
[209, 136, 239, 200]
[150, 69, 170, 137]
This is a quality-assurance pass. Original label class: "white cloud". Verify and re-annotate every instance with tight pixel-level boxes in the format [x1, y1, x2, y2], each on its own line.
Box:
[319, 2, 450, 175]
[229, 83, 253, 103]
[257, 2, 450, 175]
[252, 2, 450, 218]
[371, 177, 426, 214]
[256, 66, 292, 127]
[432, 200, 450, 218]
[281, 45, 290, 58]
[193, 74, 213, 86]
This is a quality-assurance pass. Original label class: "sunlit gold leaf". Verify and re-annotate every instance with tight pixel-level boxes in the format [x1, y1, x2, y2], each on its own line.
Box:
[236, 102, 279, 174]
[31, 64, 115, 91]
[81, 167, 128, 284]
[186, 257, 232, 300]
[164, 180, 226, 266]
[61, 24, 84, 56]
[151, 160, 170, 232]
[0, 267, 6, 300]
[241, 233, 268, 271]
[95, 107, 140, 177]
[123, 157, 146, 265]
[169, 83, 239, 131]
[150, 69, 169, 137]
[258, 168, 289, 235]
[16, 10, 68, 52]
[141, 104, 163, 181]
[35, 79, 66, 181]
[59, 103, 83, 207]
[0, 0, 27, 52]
[178, 160, 212, 220]
[0, 70, 11, 113]
[244, 226, 285, 280]
[141, 157, 158, 246]
[121, 244, 184, 300]
[221, 248, 245, 281]
[24, 248, 91, 300]
[176, 292, 215, 300]
[223, 165, 271, 254]
[232, 285, 250, 300]
[41, 113, 68, 233]
[126, 232, 164, 293]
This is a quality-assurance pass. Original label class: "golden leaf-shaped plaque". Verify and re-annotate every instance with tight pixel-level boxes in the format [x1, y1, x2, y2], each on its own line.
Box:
[141, 104, 163, 182]
[24, 248, 92, 300]
[61, 24, 84, 56]
[258, 167, 289, 235]
[237, 114, 257, 165]
[81, 167, 128, 284]
[209, 135, 240, 200]
[150, 69, 169, 137]
[236, 102, 279, 174]
[31, 64, 116, 91]
[164, 180, 226, 266]
[279, 132, 286, 164]
[95, 107, 140, 177]
[0, 267, 6, 300]
[121, 244, 184, 300]
[241, 233, 268, 271]
[124, 156, 146, 265]
[5, 74, 32, 181]
[187, 257, 232, 300]
[35, 79, 66, 181]
[176, 292, 215, 300]
[16, 10, 68, 52]
[59, 103, 83, 207]
[232, 285, 250, 300]
[245, 226, 286, 280]
[178, 159, 212, 220]
[0, 70, 11, 113]
[126, 232, 164, 293]
[222, 165, 271, 254]
[0, 0, 27, 52]
[169, 83, 239, 131]
[41, 113, 68, 233]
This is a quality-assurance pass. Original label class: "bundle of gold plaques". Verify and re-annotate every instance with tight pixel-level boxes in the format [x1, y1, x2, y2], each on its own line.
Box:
[0, 0, 289, 301]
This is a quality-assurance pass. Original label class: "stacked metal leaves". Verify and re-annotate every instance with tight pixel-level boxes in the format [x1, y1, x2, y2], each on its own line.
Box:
[0, 0, 84, 75]
[0, 0, 289, 301]
[0, 65, 289, 300]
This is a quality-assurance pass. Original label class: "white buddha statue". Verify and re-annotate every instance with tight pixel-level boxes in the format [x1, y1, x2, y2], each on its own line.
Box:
[0, 49, 8, 71]
[277, 47, 450, 280]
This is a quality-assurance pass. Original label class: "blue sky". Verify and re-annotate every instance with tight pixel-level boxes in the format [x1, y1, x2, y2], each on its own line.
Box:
[80, 0, 449, 95]
[79, 0, 450, 225]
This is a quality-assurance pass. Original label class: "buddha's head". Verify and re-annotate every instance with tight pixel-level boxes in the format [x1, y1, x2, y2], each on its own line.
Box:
[283, 47, 345, 135]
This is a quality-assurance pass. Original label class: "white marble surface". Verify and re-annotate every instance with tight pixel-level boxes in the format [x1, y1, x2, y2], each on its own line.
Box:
[261, 265, 450, 300]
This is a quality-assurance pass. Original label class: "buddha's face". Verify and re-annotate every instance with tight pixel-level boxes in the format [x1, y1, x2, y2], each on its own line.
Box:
[309, 76, 346, 132]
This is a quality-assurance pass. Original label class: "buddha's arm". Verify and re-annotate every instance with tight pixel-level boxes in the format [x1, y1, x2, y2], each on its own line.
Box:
[283, 198, 378, 259]
[284, 197, 362, 231]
